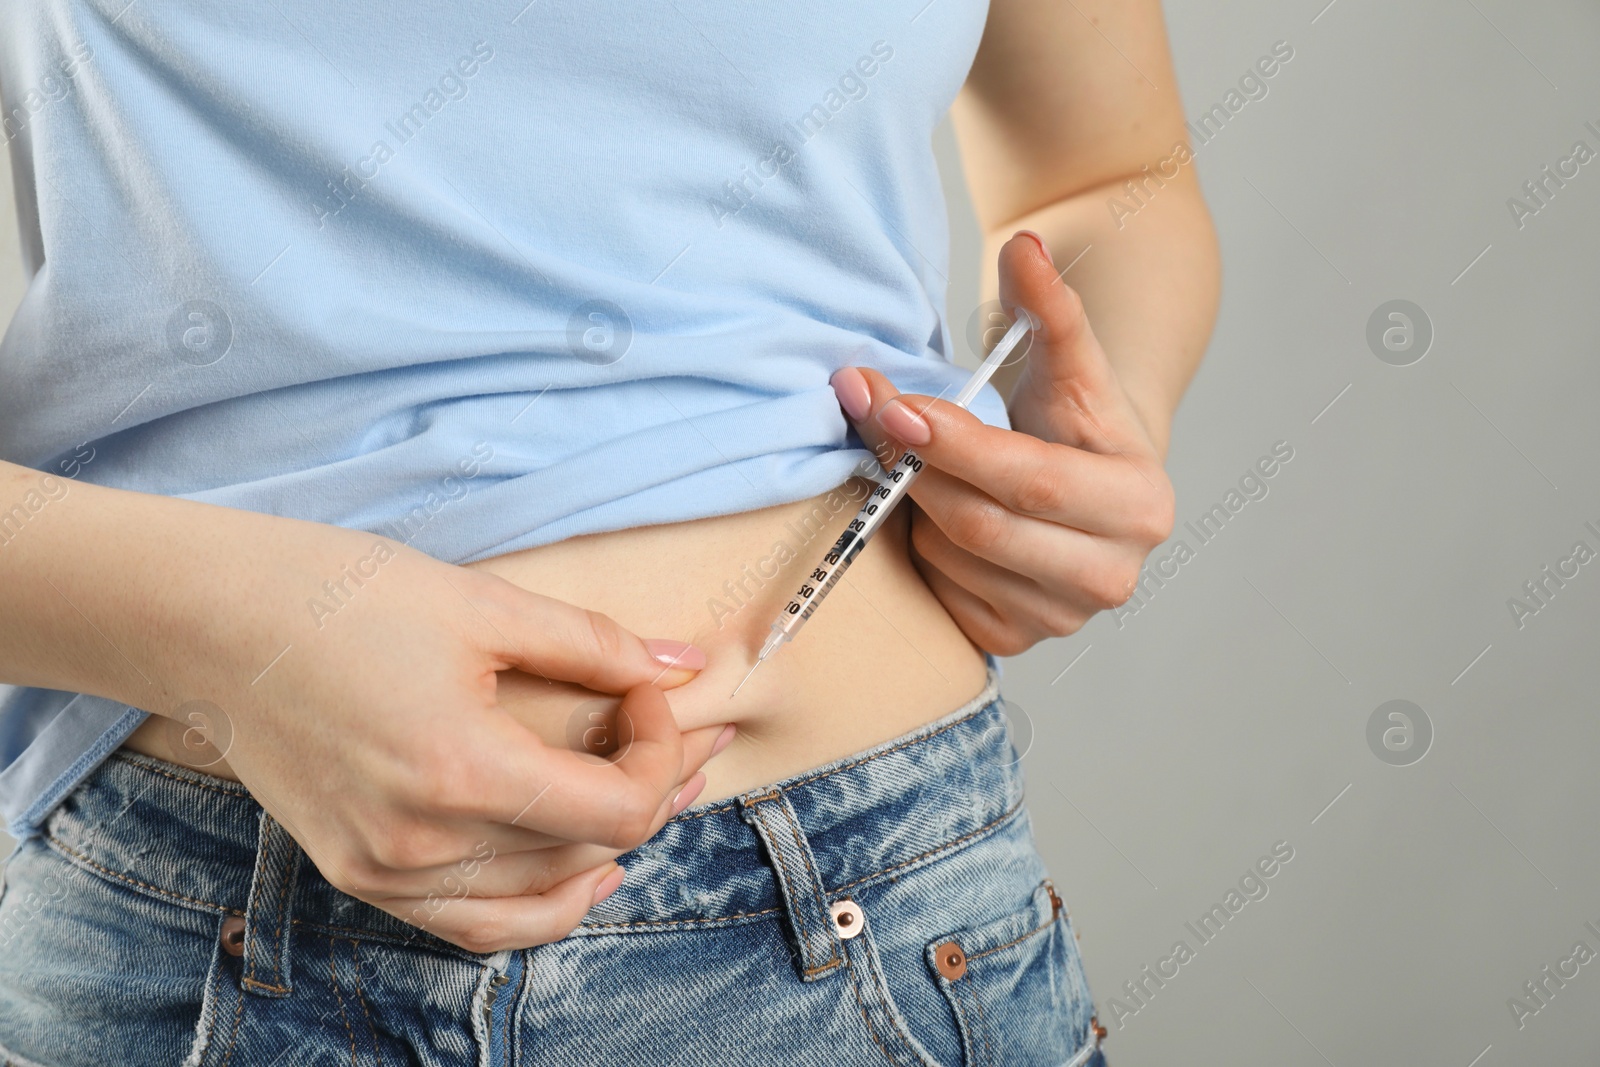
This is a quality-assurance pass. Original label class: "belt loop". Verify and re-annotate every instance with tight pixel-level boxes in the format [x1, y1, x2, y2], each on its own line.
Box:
[737, 787, 841, 982]
[240, 811, 302, 998]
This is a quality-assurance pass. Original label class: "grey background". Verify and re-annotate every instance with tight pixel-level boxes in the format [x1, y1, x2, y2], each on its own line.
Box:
[4, 0, 1599, 1063]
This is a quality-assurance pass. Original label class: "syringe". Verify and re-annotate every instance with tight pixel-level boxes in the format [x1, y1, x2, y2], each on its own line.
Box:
[729, 308, 1038, 698]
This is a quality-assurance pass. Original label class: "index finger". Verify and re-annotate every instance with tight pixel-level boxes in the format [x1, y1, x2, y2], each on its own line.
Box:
[917, 398, 1158, 528]
[852, 368, 1159, 531]
[463, 572, 696, 695]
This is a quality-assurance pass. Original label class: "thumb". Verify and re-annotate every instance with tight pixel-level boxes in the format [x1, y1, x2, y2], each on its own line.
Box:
[998, 232, 1118, 397]
[997, 231, 1144, 452]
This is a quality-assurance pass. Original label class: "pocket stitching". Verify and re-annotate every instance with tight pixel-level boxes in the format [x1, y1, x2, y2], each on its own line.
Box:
[842, 942, 941, 1067]
[964, 979, 996, 1066]
[351, 940, 384, 1067]
[43, 831, 237, 916]
[207, 919, 249, 1067]
[328, 935, 361, 1067]
[216, 986, 245, 1067]
[964, 912, 1057, 964]
[843, 948, 910, 1067]
[928, 884, 1092, 1067]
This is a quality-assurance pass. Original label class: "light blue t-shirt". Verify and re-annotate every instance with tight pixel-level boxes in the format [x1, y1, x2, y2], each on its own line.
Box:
[0, 0, 1008, 836]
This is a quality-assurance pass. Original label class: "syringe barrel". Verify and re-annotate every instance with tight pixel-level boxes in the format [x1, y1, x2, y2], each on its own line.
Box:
[758, 307, 1033, 657]
[769, 446, 929, 641]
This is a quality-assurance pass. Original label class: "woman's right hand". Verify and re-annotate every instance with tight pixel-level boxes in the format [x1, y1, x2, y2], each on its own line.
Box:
[204, 530, 728, 953]
[0, 465, 725, 954]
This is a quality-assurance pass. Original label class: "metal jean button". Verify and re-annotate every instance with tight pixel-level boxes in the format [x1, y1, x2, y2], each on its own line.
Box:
[934, 940, 967, 980]
[220, 916, 247, 958]
[829, 899, 865, 939]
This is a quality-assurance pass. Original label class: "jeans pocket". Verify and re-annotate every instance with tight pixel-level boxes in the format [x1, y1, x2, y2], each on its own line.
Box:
[0, 835, 226, 1067]
[924, 879, 1101, 1067]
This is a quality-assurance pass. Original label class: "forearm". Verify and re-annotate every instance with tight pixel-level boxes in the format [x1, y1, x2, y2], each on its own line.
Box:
[0, 459, 357, 715]
[980, 171, 1220, 459]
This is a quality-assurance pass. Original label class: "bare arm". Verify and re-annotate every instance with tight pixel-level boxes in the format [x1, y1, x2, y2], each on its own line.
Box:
[0, 459, 298, 706]
[827, 0, 1215, 653]
[0, 458, 719, 949]
[951, 0, 1220, 457]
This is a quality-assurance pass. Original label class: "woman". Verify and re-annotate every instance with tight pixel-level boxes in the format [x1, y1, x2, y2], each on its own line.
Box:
[0, 0, 1216, 1063]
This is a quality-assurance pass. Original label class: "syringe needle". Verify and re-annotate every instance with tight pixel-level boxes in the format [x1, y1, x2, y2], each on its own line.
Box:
[729, 658, 762, 699]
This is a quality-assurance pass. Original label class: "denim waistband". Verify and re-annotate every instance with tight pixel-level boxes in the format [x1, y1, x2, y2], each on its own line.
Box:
[37, 666, 1019, 962]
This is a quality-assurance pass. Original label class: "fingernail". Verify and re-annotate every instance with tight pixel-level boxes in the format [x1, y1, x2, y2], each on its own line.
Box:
[876, 398, 931, 447]
[671, 772, 707, 816]
[1016, 229, 1054, 267]
[644, 639, 706, 671]
[830, 367, 871, 421]
[592, 862, 625, 905]
[711, 723, 736, 757]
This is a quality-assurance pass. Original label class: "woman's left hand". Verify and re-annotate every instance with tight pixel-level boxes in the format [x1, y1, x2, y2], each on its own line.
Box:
[830, 232, 1176, 656]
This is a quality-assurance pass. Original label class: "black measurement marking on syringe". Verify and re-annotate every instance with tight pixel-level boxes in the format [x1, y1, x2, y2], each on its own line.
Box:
[783, 531, 866, 618]
[822, 529, 855, 564]
[796, 538, 866, 620]
[779, 452, 927, 620]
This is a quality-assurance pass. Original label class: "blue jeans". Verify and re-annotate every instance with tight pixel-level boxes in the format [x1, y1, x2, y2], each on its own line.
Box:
[0, 669, 1106, 1066]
